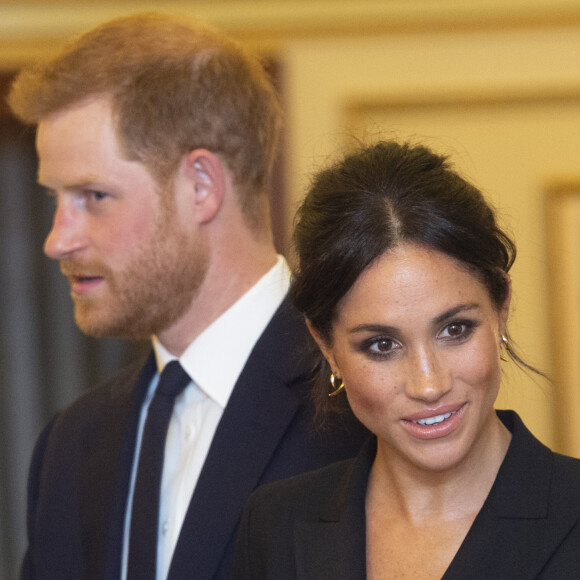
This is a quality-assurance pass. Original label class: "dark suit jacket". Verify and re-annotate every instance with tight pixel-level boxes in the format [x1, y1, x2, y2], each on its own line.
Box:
[235, 410, 580, 579]
[21, 298, 369, 580]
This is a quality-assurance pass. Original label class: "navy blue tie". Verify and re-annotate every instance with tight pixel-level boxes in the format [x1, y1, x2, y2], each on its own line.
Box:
[128, 360, 191, 579]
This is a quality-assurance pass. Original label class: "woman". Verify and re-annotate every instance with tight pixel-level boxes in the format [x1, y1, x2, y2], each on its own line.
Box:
[234, 141, 580, 579]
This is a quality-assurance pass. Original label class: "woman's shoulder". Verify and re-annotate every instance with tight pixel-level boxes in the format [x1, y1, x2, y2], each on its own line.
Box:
[500, 409, 580, 505]
[552, 451, 580, 489]
[250, 456, 357, 512]
[235, 449, 368, 578]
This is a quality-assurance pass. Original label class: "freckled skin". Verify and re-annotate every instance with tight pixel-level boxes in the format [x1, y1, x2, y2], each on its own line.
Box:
[316, 242, 509, 475]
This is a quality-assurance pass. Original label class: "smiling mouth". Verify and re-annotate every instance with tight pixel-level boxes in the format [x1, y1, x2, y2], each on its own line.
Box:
[413, 411, 454, 426]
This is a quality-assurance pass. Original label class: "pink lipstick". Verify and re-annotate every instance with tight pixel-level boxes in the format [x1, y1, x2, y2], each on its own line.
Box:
[401, 403, 466, 440]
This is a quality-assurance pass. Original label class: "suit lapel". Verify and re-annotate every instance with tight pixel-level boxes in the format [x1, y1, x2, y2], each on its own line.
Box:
[79, 352, 156, 578]
[293, 438, 374, 580]
[170, 300, 314, 579]
[444, 411, 580, 579]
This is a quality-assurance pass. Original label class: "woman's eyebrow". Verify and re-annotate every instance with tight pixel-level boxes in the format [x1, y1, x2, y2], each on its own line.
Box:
[347, 303, 480, 336]
[432, 303, 480, 326]
[348, 323, 399, 336]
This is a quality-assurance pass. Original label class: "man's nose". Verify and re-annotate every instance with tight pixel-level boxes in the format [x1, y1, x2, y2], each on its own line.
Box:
[43, 201, 86, 260]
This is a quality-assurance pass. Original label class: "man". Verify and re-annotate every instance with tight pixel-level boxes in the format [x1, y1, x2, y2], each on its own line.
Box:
[9, 13, 368, 580]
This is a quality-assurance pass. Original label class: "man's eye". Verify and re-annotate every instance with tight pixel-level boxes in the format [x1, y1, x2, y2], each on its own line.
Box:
[90, 191, 108, 201]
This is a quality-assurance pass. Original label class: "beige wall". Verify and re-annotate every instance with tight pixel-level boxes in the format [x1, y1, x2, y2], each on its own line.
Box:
[2, 0, 580, 453]
[282, 27, 580, 453]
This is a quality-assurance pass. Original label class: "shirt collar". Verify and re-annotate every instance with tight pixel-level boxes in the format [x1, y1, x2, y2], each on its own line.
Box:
[152, 255, 290, 408]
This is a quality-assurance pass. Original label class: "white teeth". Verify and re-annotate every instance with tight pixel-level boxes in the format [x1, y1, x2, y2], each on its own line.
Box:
[415, 411, 453, 426]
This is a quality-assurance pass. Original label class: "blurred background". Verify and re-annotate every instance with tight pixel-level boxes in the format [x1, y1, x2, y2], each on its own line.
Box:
[1, 1, 580, 577]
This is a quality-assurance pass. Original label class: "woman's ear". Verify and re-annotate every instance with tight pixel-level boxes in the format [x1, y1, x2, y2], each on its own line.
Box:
[305, 318, 340, 377]
[182, 148, 226, 223]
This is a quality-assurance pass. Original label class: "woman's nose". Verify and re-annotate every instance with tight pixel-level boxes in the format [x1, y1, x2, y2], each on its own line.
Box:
[404, 346, 451, 403]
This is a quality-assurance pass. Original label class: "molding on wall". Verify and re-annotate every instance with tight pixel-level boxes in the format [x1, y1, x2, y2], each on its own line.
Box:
[546, 184, 580, 456]
[2, 0, 580, 68]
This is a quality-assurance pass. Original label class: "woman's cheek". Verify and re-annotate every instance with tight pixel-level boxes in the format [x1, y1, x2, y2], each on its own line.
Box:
[453, 334, 502, 395]
[344, 364, 400, 421]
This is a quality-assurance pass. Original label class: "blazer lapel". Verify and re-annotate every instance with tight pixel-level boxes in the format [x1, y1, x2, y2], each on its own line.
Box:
[170, 300, 314, 579]
[79, 352, 156, 579]
[293, 438, 375, 580]
[445, 411, 580, 579]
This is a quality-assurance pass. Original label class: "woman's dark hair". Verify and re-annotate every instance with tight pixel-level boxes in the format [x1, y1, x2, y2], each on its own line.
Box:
[290, 140, 524, 418]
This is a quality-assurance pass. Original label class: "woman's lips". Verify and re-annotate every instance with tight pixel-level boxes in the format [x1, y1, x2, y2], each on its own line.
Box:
[401, 403, 466, 440]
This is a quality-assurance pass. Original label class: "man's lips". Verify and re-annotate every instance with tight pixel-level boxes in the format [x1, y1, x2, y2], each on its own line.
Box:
[70, 275, 103, 282]
[66, 274, 105, 295]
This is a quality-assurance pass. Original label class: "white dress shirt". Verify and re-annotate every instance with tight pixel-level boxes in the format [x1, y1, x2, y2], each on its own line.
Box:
[121, 255, 291, 580]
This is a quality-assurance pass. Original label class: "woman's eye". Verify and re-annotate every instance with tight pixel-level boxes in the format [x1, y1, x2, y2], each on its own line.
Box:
[368, 337, 398, 355]
[439, 321, 474, 340]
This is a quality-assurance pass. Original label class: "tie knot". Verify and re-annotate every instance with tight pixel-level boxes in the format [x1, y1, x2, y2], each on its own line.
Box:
[156, 360, 190, 398]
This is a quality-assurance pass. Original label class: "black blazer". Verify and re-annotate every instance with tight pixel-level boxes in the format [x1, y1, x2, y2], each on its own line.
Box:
[235, 411, 580, 579]
[21, 298, 369, 580]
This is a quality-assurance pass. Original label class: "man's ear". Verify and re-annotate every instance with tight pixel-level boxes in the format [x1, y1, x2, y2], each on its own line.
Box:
[182, 148, 226, 224]
[305, 318, 340, 377]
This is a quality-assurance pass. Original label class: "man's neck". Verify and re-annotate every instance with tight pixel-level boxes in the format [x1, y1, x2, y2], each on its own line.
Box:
[156, 246, 279, 356]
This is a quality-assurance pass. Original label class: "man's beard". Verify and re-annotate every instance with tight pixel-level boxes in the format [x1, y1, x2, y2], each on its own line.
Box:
[63, 210, 208, 340]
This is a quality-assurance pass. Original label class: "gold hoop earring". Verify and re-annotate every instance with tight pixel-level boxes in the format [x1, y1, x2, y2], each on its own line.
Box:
[500, 335, 510, 361]
[329, 373, 345, 397]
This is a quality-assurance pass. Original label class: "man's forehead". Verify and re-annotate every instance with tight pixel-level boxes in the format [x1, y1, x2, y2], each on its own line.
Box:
[35, 100, 142, 191]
